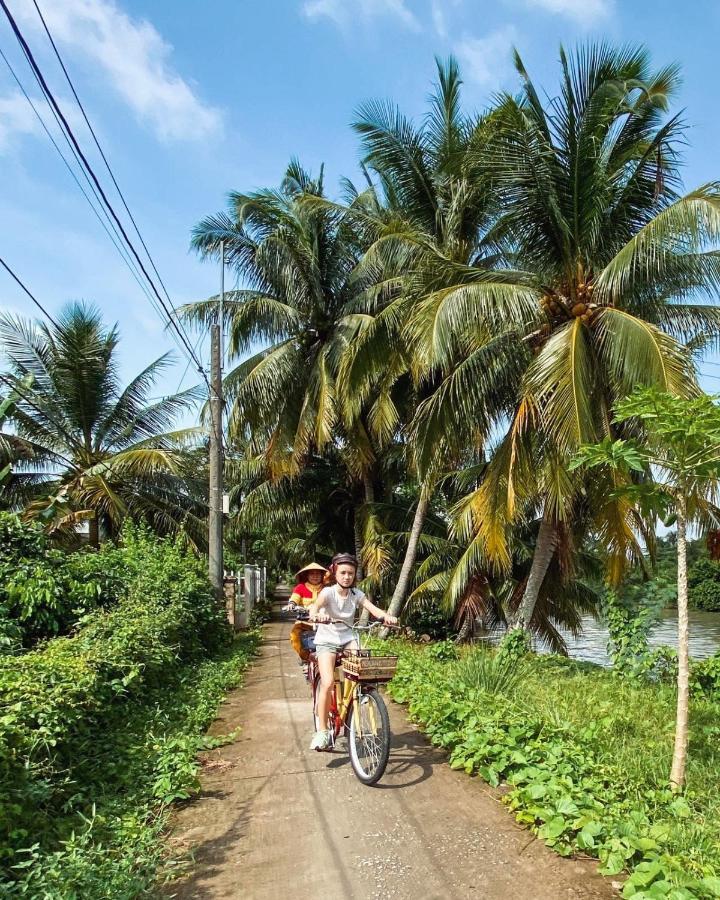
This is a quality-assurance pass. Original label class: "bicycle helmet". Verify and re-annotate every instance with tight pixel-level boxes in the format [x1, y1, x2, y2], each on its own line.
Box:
[331, 552, 358, 568]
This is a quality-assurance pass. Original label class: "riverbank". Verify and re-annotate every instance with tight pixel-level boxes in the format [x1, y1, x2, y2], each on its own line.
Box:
[384, 641, 720, 899]
[556, 609, 720, 665]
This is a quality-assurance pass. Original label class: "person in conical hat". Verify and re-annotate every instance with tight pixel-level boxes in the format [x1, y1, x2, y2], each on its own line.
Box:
[289, 562, 327, 662]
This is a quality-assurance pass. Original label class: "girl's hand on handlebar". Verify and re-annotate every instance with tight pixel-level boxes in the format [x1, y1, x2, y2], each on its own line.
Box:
[383, 614, 399, 627]
[312, 611, 330, 623]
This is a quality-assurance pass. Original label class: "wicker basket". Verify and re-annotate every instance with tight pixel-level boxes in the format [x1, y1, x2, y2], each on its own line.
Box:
[342, 651, 398, 683]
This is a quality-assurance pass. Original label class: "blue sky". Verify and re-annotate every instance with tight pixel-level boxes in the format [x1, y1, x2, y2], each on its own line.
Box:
[1, 0, 720, 399]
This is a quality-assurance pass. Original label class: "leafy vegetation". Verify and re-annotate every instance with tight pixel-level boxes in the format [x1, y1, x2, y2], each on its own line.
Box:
[385, 641, 720, 898]
[0, 303, 205, 547]
[0, 524, 254, 896]
[576, 389, 720, 787]
[0, 512, 128, 647]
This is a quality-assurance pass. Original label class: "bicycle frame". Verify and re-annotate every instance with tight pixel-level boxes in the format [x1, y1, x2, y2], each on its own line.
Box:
[307, 624, 377, 745]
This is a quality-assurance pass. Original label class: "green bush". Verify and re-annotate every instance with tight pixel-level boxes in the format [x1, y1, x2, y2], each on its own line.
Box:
[0, 513, 130, 646]
[689, 559, 720, 611]
[453, 645, 528, 696]
[0, 525, 231, 887]
[384, 641, 720, 899]
[403, 602, 455, 640]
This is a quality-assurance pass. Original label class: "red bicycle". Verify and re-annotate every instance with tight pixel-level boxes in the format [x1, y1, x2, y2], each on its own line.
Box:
[283, 602, 398, 785]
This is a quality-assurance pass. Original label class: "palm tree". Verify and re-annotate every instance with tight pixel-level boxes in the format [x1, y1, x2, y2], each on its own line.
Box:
[410, 44, 720, 631]
[0, 303, 204, 547]
[183, 161, 401, 573]
[184, 162, 369, 474]
[345, 57, 527, 623]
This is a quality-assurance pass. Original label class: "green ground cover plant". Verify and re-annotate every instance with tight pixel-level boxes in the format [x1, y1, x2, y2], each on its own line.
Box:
[383, 641, 720, 899]
[0, 524, 259, 897]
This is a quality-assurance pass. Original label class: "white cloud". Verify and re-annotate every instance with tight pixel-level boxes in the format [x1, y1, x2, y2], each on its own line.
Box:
[431, 0, 448, 37]
[431, 0, 463, 38]
[523, 0, 613, 24]
[0, 92, 41, 151]
[455, 26, 519, 91]
[302, 0, 420, 31]
[12, 0, 221, 142]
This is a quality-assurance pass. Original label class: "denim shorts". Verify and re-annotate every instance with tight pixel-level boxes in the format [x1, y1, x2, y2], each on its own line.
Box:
[314, 639, 356, 656]
[300, 630, 316, 652]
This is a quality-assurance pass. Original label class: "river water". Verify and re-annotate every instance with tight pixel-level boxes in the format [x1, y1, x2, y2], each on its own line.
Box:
[554, 609, 720, 666]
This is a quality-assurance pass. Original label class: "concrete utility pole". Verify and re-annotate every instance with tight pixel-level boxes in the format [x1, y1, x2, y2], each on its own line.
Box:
[208, 241, 224, 598]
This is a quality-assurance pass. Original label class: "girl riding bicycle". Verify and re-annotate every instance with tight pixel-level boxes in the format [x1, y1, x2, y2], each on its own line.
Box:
[309, 552, 398, 751]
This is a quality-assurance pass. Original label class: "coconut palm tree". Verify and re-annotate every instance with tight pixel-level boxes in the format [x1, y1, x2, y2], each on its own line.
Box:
[344, 57, 530, 624]
[410, 44, 720, 631]
[182, 160, 404, 575]
[183, 161, 374, 475]
[411, 522, 603, 652]
[0, 303, 204, 546]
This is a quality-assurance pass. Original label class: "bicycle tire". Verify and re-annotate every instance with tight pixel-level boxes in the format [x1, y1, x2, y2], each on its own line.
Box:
[348, 688, 391, 785]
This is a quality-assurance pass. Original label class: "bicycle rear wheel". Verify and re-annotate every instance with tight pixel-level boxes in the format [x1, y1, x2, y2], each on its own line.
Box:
[348, 688, 391, 785]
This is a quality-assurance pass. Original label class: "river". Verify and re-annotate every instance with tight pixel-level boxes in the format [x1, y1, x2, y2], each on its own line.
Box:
[554, 609, 720, 665]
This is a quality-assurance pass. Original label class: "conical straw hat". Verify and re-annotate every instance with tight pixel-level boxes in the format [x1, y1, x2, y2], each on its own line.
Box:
[295, 561, 328, 580]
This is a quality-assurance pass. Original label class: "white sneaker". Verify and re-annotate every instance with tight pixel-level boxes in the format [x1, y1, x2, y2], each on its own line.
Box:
[310, 730, 330, 751]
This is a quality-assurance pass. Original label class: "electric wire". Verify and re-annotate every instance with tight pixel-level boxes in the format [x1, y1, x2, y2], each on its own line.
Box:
[0, 255, 59, 328]
[1, 22, 196, 369]
[0, 0, 209, 389]
[0, 46, 163, 318]
[30, 0, 195, 357]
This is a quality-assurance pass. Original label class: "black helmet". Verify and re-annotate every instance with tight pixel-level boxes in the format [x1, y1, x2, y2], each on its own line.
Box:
[331, 552, 358, 568]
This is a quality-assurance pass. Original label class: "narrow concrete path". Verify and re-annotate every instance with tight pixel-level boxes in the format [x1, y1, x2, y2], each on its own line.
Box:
[165, 617, 616, 900]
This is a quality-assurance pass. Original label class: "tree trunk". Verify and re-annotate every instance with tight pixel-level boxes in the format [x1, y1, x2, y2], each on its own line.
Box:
[380, 482, 430, 636]
[88, 515, 99, 549]
[670, 497, 690, 791]
[354, 514, 364, 582]
[454, 614, 474, 644]
[511, 512, 557, 632]
[358, 473, 375, 627]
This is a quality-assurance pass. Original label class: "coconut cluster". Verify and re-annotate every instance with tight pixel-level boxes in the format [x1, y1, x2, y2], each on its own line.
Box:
[540, 282, 596, 324]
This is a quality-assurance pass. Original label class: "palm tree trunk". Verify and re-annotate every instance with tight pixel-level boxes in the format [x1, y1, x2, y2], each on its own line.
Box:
[380, 482, 430, 635]
[358, 473, 375, 627]
[354, 514, 364, 582]
[670, 496, 690, 791]
[454, 614, 474, 644]
[88, 515, 99, 549]
[511, 512, 557, 632]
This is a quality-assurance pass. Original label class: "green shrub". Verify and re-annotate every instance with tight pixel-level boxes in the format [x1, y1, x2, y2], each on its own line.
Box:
[0, 513, 130, 646]
[453, 646, 528, 696]
[403, 602, 455, 640]
[425, 638, 459, 662]
[0, 526, 231, 886]
[689, 559, 720, 611]
[384, 641, 720, 899]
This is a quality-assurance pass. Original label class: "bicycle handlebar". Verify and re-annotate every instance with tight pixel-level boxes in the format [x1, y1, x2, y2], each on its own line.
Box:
[280, 601, 399, 629]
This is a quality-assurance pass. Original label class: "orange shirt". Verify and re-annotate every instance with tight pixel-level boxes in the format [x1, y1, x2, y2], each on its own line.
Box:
[289, 581, 322, 608]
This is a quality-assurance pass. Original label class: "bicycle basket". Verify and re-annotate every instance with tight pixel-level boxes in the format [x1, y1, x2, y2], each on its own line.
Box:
[342, 651, 398, 683]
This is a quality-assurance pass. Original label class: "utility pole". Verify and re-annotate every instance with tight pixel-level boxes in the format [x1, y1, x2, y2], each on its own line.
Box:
[208, 241, 224, 598]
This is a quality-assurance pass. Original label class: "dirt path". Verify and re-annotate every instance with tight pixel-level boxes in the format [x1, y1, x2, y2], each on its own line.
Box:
[165, 615, 616, 900]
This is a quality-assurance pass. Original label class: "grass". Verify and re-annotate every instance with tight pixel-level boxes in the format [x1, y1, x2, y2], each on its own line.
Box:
[382, 640, 720, 899]
[521, 655, 720, 875]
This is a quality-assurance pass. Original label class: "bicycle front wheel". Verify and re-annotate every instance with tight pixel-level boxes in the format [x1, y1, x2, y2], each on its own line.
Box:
[348, 688, 391, 785]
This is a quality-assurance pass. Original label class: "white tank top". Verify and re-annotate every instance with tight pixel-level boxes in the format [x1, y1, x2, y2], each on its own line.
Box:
[314, 585, 364, 645]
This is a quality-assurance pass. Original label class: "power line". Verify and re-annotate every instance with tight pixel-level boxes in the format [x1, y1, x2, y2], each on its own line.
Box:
[0, 372, 74, 466]
[30, 0, 190, 346]
[0, 255, 59, 328]
[0, 45, 164, 319]
[0, 0, 209, 390]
